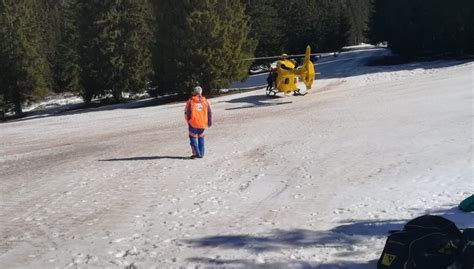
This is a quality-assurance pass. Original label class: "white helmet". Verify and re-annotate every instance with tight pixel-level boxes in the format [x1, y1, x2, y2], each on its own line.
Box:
[193, 86, 203, 95]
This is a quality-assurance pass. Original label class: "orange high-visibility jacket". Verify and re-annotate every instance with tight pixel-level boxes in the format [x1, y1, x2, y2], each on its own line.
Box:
[184, 96, 212, 129]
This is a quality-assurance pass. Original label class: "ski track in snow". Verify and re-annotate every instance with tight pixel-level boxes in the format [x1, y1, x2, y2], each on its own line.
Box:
[0, 49, 473, 268]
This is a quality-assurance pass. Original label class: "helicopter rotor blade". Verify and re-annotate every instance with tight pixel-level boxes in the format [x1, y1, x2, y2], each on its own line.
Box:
[241, 53, 323, 61]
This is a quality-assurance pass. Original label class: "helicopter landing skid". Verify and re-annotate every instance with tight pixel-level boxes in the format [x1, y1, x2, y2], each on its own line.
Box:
[266, 87, 278, 97]
[293, 89, 307, 96]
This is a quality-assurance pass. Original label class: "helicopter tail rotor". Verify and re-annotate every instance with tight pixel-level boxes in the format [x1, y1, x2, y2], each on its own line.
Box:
[299, 46, 316, 90]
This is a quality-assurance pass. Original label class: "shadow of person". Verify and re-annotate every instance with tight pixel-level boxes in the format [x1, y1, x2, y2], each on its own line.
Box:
[99, 156, 191, 161]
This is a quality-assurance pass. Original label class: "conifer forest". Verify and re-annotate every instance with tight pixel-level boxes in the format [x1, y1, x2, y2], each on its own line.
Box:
[0, 0, 473, 116]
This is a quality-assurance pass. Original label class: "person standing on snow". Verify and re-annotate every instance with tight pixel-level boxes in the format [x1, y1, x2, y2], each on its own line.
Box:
[184, 86, 212, 159]
[266, 68, 276, 91]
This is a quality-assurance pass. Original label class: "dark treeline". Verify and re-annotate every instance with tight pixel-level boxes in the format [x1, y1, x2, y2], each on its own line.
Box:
[1, 0, 372, 116]
[245, 0, 371, 56]
[368, 0, 474, 57]
[3, 1, 472, 117]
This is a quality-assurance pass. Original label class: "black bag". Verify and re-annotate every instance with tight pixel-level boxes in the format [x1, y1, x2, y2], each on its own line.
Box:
[404, 232, 461, 269]
[377, 215, 463, 269]
[404, 215, 463, 238]
[461, 228, 474, 269]
[378, 230, 419, 268]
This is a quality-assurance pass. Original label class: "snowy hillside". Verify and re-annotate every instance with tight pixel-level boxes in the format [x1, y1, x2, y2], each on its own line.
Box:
[0, 48, 473, 268]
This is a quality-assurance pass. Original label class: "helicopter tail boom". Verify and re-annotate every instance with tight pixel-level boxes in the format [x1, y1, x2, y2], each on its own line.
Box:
[299, 46, 316, 90]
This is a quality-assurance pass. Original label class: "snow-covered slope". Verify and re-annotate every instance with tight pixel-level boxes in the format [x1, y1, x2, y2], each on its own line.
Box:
[0, 49, 473, 268]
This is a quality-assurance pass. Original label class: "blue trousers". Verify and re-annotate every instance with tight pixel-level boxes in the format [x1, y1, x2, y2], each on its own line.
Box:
[189, 126, 205, 157]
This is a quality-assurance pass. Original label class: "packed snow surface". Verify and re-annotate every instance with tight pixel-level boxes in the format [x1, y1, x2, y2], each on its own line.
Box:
[1, 48, 473, 268]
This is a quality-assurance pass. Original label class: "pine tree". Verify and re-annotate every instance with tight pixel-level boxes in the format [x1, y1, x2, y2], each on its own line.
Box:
[75, 0, 153, 102]
[35, 0, 61, 92]
[120, 0, 153, 96]
[37, 0, 82, 94]
[346, 0, 371, 45]
[56, 0, 82, 94]
[244, 0, 285, 57]
[467, 1, 474, 54]
[275, 0, 352, 54]
[152, 0, 187, 96]
[321, 1, 351, 51]
[279, 0, 322, 54]
[0, 94, 4, 118]
[366, 0, 382, 45]
[187, 0, 256, 92]
[154, 0, 256, 95]
[0, 0, 50, 114]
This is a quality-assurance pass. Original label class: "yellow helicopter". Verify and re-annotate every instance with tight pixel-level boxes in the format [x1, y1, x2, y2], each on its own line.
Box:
[265, 46, 316, 96]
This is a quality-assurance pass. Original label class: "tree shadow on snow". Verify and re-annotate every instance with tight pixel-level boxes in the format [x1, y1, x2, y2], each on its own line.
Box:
[99, 155, 191, 161]
[184, 219, 404, 268]
[187, 257, 377, 269]
[315, 49, 472, 80]
[185, 219, 404, 253]
[184, 206, 472, 268]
